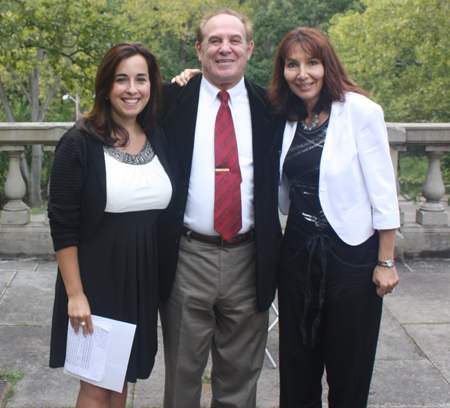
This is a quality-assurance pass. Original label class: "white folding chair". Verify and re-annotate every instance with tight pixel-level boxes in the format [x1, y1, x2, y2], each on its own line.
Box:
[265, 302, 279, 368]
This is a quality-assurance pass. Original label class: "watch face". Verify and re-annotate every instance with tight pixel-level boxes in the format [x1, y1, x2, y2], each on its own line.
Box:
[379, 260, 395, 267]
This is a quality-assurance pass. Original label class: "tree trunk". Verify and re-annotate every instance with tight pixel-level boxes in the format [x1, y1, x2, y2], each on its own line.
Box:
[0, 78, 16, 122]
[27, 47, 44, 207]
[30, 144, 43, 207]
[38, 74, 61, 122]
[178, 37, 188, 68]
[178, 21, 192, 68]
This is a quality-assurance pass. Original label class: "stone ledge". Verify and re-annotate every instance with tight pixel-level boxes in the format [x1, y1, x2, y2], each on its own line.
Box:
[2, 220, 450, 259]
[0, 222, 54, 258]
[400, 223, 450, 258]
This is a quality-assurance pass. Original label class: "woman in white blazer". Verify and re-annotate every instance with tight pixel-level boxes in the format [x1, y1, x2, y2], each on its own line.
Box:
[268, 28, 400, 407]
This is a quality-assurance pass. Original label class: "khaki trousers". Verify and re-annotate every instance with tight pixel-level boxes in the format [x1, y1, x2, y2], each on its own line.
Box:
[159, 235, 269, 408]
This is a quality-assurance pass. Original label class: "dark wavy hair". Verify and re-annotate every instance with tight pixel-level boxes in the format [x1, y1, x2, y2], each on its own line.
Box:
[76, 42, 162, 146]
[268, 27, 369, 122]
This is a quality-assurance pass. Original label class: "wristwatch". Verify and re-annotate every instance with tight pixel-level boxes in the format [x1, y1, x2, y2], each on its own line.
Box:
[377, 260, 396, 268]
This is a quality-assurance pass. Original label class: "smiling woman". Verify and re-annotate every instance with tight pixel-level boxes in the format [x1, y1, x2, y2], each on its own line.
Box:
[283, 43, 324, 114]
[109, 55, 151, 135]
[268, 28, 400, 408]
[47, 43, 173, 408]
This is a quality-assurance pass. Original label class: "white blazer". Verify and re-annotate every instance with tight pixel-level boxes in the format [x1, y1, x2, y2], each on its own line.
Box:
[279, 92, 400, 246]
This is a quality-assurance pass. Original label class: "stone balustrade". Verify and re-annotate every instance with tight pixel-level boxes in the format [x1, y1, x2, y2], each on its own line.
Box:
[387, 123, 450, 257]
[0, 123, 73, 226]
[387, 123, 450, 226]
[0, 122, 449, 257]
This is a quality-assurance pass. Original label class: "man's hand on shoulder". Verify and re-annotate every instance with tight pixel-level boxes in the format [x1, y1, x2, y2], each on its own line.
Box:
[171, 69, 202, 87]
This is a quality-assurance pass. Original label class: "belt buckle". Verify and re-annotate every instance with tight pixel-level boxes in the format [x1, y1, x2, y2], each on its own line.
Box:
[220, 237, 234, 248]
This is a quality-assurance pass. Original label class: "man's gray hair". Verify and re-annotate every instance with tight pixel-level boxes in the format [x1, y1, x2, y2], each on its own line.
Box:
[196, 7, 253, 46]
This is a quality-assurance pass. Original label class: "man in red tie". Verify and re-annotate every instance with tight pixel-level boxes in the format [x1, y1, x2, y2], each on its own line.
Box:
[157, 7, 282, 407]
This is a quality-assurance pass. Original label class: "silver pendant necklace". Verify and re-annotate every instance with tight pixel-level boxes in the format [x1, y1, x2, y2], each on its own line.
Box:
[300, 114, 320, 131]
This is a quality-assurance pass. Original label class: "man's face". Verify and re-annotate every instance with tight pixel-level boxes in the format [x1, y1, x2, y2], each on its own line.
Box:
[196, 14, 254, 91]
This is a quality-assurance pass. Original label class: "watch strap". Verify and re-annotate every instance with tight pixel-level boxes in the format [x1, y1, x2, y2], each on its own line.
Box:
[377, 260, 396, 268]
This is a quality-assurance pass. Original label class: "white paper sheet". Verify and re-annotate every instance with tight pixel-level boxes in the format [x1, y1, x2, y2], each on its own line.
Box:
[64, 315, 136, 392]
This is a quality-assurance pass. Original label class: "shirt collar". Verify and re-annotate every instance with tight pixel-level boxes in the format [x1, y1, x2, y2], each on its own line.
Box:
[201, 76, 245, 110]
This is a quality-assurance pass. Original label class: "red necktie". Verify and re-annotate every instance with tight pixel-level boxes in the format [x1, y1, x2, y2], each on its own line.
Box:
[214, 91, 242, 242]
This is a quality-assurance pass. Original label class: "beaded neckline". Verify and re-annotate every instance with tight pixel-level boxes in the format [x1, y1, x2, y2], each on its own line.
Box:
[103, 138, 155, 165]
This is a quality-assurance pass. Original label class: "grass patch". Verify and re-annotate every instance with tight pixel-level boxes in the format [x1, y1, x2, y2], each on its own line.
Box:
[29, 203, 47, 215]
[202, 373, 211, 384]
[0, 367, 25, 385]
[15, 321, 42, 327]
[0, 366, 25, 405]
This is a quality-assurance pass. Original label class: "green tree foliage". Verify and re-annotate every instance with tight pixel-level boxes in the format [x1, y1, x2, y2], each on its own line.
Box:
[247, 0, 360, 86]
[0, 0, 130, 120]
[120, 0, 256, 81]
[120, 0, 358, 86]
[329, 0, 450, 122]
[1, 0, 446, 208]
[0, 0, 129, 206]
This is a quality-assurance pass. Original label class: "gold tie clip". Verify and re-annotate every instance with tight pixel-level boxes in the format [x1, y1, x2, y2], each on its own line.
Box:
[215, 168, 230, 172]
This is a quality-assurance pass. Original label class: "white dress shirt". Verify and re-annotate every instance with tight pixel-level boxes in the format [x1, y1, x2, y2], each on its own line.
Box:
[183, 77, 254, 235]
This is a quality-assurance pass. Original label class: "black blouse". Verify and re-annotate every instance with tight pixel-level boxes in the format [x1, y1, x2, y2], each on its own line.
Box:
[283, 119, 332, 237]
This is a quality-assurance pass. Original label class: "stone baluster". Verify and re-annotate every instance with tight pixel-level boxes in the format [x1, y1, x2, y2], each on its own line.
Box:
[389, 146, 406, 260]
[43, 145, 55, 225]
[390, 146, 407, 225]
[0, 146, 30, 225]
[416, 147, 449, 226]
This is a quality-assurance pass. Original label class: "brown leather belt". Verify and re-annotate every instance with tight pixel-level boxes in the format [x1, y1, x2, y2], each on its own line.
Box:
[182, 226, 254, 248]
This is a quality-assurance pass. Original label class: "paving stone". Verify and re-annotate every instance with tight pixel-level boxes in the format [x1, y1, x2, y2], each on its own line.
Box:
[383, 271, 450, 323]
[0, 326, 79, 408]
[0, 326, 134, 408]
[0, 271, 16, 299]
[0, 259, 38, 272]
[2, 255, 450, 408]
[255, 362, 279, 408]
[368, 404, 450, 407]
[395, 262, 410, 274]
[0, 269, 56, 326]
[132, 328, 165, 408]
[376, 307, 423, 361]
[132, 328, 216, 408]
[403, 258, 450, 272]
[369, 360, 450, 406]
[404, 323, 450, 384]
[35, 260, 58, 273]
[133, 324, 280, 408]
[258, 303, 281, 407]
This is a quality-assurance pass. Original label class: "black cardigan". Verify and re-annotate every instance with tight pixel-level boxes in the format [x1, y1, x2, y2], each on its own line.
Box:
[47, 126, 172, 252]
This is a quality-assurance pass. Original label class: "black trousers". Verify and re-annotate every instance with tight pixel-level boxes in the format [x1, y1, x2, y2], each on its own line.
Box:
[278, 230, 382, 408]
